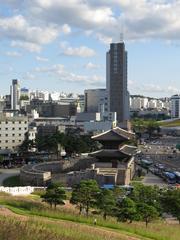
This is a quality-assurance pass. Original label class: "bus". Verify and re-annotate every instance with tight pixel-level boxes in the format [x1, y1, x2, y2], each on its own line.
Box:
[162, 172, 176, 184]
[140, 159, 153, 169]
[173, 171, 180, 184]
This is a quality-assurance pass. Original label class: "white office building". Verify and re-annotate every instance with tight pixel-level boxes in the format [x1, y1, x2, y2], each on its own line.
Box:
[0, 115, 28, 152]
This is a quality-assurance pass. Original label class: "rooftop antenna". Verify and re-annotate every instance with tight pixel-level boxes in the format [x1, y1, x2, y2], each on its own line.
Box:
[120, 32, 124, 43]
[119, 19, 124, 43]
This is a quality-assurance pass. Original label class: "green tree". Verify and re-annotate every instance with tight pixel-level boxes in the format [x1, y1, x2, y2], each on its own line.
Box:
[70, 184, 84, 214]
[132, 119, 160, 139]
[130, 183, 161, 213]
[116, 197, 137, 223]
[161, 189, 180, 223]
[145, 120, 160, 139]
[96, 189, 116, 220]
[20, 95, 29, 100]
[41, 183, 66, 209]
[19, 139, 35, 153]
[137, 203, 159, 227]
[70, 180, 99, 216]
[0, 155, 4, 162]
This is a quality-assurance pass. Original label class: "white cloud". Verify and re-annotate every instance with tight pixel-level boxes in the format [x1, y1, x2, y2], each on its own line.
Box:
[134, 83, 179, 95]
[11, 40, 41, 52]
[35, 64, 65, 73]
[2, 0, 180, 47]
[0, 15, 58, 44]
[35, 64, 104, 85]
[96, 33, 112, 45]
[84, 62, 99, 69]
[28, 0, 116, 29]
[5, 51, 22, 57]
[61, 45, 96, 57]
[26, 0, 180, 42]
[61, 24, 71, 34]
[23, 72, 35, 80]
[36, 56, 49, 62]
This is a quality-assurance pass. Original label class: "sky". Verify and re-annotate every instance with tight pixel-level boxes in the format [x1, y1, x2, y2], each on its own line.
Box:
[0, 0, 180, 97]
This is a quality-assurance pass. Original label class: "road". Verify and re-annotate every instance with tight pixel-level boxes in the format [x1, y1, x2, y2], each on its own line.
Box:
[0, 168, 20, 185]
[139, 137, 180, 171]
[142, 172, 168, 188]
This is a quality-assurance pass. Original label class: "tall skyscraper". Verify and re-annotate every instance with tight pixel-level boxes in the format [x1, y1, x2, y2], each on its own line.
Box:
[171, 94, 180, 118]
[10, 79, 20, 110]
[106, 41, 129, 125]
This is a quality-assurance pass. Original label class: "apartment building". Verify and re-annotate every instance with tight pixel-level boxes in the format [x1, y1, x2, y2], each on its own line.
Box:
[0, 115, 28, 152]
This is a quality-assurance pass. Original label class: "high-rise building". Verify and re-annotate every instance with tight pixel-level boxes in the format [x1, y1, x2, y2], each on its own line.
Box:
[84, 89, 107, 113]
[10, 79, 20, 110]
[171, 94, 180, 118]
[106, 42, 129, 125]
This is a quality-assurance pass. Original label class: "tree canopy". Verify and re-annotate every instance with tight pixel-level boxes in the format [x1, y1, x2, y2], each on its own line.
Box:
[41, 183, 66, 209]
[70, 180, 99, 216]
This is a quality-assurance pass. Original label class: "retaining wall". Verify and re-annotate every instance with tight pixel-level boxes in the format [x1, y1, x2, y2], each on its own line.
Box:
[20, 157, 95, 186]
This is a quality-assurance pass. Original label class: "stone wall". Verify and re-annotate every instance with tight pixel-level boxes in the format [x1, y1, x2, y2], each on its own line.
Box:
[20, 157, 95, 186]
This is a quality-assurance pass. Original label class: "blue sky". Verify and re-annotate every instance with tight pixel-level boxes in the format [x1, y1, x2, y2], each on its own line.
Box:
[0, 0, 180, 97]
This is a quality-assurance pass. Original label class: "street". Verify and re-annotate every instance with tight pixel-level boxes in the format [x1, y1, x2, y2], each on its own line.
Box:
[142, 172, 168, 188]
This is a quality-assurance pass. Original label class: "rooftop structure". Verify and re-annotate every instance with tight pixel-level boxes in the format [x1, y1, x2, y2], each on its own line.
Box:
[67, 127, 138, 186]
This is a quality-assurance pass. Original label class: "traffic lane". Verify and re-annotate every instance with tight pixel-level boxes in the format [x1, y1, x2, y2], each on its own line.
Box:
[142, 172, 168, 188]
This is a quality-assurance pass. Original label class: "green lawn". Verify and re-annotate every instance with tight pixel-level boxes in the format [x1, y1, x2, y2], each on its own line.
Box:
[2, 175, 22, 187]
[0, 193, 179, 240]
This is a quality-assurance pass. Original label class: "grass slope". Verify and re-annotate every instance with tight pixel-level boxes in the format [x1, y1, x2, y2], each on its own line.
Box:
[159, 119, 180, 127]
[0, 193, 179, 240]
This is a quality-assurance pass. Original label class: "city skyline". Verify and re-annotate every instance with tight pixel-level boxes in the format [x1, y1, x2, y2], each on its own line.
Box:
[1, 1, 180, 97]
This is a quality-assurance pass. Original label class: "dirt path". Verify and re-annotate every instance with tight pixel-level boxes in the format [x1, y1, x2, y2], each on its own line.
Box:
[0, 206, 150, 240]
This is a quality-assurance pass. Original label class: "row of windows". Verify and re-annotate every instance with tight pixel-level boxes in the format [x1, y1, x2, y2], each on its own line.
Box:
[0, 146, 19, 150]
[0, 133, 23, 137]
[0, 139, 22, 143]
[0, 127, 27, 131]
[0, 121, 27, 124]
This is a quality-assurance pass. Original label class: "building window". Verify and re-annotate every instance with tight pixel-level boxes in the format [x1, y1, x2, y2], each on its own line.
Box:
[24, 128, 27, 130]
[19, 121, 21, 124]
[19, 140, 21, 143]
[12, 128, 15, 130]
[5, 134, 8, 137]
[12, 140, 15, 143]
[19, 134, 21, 136]
[19, 128, 21, 130]
[12, 134, 15, 137]
[5, 140, 8, 143]
[5, 128, 8, 130]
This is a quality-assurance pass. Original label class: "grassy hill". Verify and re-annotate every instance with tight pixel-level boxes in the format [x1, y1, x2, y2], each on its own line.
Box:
[0, 192, 179, 240]
[159, 119, 180, 127]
